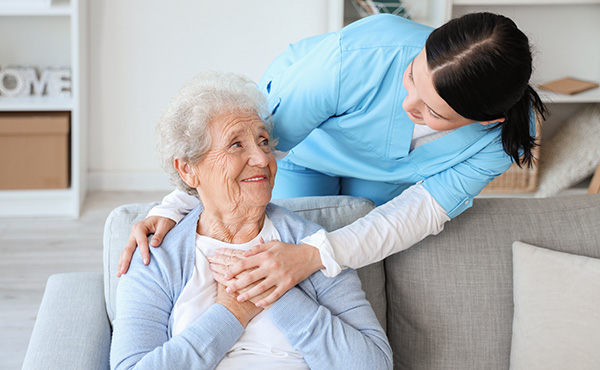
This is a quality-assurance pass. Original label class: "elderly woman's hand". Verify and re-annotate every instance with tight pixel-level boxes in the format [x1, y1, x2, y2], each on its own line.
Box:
[215, 282, 262, 328]
[209, 240, 324, 307]
[211, 254, 276, 310]
[117, 216, 176, 277]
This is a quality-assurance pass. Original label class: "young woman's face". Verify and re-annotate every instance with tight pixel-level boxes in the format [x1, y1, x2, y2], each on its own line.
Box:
[402, 48, 480, 131]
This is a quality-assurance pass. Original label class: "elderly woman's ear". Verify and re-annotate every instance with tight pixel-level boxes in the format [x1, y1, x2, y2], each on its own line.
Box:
[174, 158, 200, 189]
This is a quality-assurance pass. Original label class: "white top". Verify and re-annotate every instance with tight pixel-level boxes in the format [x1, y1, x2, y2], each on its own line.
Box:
[148, 126, 451, 277]
[410, 124, 455, 151]
[171, 216, 308, 370]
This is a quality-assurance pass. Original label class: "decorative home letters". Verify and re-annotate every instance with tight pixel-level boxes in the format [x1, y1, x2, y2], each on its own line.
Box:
[0, 66, 71, 98]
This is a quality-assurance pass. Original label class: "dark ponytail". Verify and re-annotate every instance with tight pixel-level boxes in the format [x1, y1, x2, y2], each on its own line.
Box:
[426, 12, 547, 167]
[500, 85, 546, 167]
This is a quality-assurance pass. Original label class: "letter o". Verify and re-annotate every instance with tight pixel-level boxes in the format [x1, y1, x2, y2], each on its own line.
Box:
[0, 68, 26, 97]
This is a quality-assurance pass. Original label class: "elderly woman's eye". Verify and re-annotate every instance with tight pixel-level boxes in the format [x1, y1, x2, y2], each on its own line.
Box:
[230, 142, 242, 148]
[260, 138, 269, 146]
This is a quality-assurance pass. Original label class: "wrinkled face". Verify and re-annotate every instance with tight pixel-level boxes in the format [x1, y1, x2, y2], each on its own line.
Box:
[194, 112, 277, 211]
[402, 48, 478, 131]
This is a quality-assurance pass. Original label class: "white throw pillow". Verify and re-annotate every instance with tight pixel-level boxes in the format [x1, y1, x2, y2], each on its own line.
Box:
[510, 241, 600, 370]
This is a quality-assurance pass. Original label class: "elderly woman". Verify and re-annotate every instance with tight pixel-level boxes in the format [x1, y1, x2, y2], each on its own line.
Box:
[110, 72, 392, 370]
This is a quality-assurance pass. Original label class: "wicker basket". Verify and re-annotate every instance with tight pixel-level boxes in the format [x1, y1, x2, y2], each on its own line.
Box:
[481, 160, 539, 193]
[481, 112, 543, 194]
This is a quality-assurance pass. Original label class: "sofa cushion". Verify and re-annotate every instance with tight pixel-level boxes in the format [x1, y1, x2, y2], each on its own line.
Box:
[103, 196, 382, 326]
[104, 202, 157, 323]
[22, 273, 111, 370]
[510, 241, 600, 370]
[385, 195, 600, 370]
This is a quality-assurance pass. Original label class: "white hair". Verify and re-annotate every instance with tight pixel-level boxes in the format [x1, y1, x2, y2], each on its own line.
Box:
[155, 71, 274, 196]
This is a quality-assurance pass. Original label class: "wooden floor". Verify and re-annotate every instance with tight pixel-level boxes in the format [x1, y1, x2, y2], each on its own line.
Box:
[0, 191, 166, 370]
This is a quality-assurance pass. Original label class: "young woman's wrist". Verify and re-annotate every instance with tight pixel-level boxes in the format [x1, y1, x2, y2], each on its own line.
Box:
[301, 230, 342, 277]
[305, 243, 325, 272]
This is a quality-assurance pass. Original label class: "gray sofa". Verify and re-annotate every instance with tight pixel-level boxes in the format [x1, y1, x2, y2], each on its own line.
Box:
[23, 194, 600, 370]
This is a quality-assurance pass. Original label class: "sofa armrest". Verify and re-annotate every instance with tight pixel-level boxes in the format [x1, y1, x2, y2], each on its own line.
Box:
[22, 272, 111, 370]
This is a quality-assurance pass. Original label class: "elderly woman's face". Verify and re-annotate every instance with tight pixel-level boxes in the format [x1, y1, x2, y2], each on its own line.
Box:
[194, 112, 277, 210]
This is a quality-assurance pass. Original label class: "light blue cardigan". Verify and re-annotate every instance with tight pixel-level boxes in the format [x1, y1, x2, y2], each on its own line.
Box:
[259, 14, 535, 218]
[110, 203, 392, 370]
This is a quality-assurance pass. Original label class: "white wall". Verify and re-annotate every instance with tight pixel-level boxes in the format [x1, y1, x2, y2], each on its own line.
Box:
[88, 0, 342, 190]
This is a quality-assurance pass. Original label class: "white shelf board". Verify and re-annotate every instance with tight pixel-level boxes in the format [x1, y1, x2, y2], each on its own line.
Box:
[0, 96, 73, 111]
[537, 88, 600, 104]
[0, 188, 78, 217]
[453, 0, 600, 5]
[0, 2, 71, 16]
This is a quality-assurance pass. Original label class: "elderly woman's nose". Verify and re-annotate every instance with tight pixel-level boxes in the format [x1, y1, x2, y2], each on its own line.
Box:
[247, 144, 269, 167]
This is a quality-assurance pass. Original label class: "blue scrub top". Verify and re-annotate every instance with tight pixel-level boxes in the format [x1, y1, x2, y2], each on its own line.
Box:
[259, 14, 532, 218]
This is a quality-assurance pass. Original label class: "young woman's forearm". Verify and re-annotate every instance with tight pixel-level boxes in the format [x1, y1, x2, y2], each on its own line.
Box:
[147, 188, 200, 223]
[302, 184, 450, 275]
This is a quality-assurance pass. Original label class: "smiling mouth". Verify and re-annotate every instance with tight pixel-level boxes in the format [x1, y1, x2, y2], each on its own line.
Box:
[241, 176, 267, 182]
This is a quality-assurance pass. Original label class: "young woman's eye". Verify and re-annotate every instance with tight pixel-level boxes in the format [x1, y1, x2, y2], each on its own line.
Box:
[429, 109, 440, 119]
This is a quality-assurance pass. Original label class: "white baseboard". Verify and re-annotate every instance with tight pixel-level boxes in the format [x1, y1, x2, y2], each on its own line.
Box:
[88, 171, 173, 191]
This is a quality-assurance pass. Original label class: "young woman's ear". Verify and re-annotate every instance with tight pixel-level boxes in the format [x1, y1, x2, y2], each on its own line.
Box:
[174, 159, 200, 188]
[479, 117, 506, 125]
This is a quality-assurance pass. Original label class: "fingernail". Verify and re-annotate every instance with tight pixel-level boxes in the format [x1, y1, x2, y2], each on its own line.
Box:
[226, 287, 232, 293]
[144, 258, 149, 264]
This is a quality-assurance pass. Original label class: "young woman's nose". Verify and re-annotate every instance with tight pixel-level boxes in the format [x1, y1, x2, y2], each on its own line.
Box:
[402, 89, 421, 113]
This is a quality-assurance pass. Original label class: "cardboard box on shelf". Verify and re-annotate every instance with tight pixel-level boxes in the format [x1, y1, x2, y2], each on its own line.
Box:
[0, 112, 70, 190]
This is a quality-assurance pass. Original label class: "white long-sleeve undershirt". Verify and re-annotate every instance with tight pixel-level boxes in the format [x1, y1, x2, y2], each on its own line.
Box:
[300, 183, 449, 277]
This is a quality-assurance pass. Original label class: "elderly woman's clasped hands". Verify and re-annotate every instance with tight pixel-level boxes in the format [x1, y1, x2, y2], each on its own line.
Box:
[208, 240, 274, 309]
[208, 238, 319, 307]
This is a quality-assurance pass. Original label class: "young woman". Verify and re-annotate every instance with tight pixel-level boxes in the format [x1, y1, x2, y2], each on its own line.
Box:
[118, 12, 546, 308]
